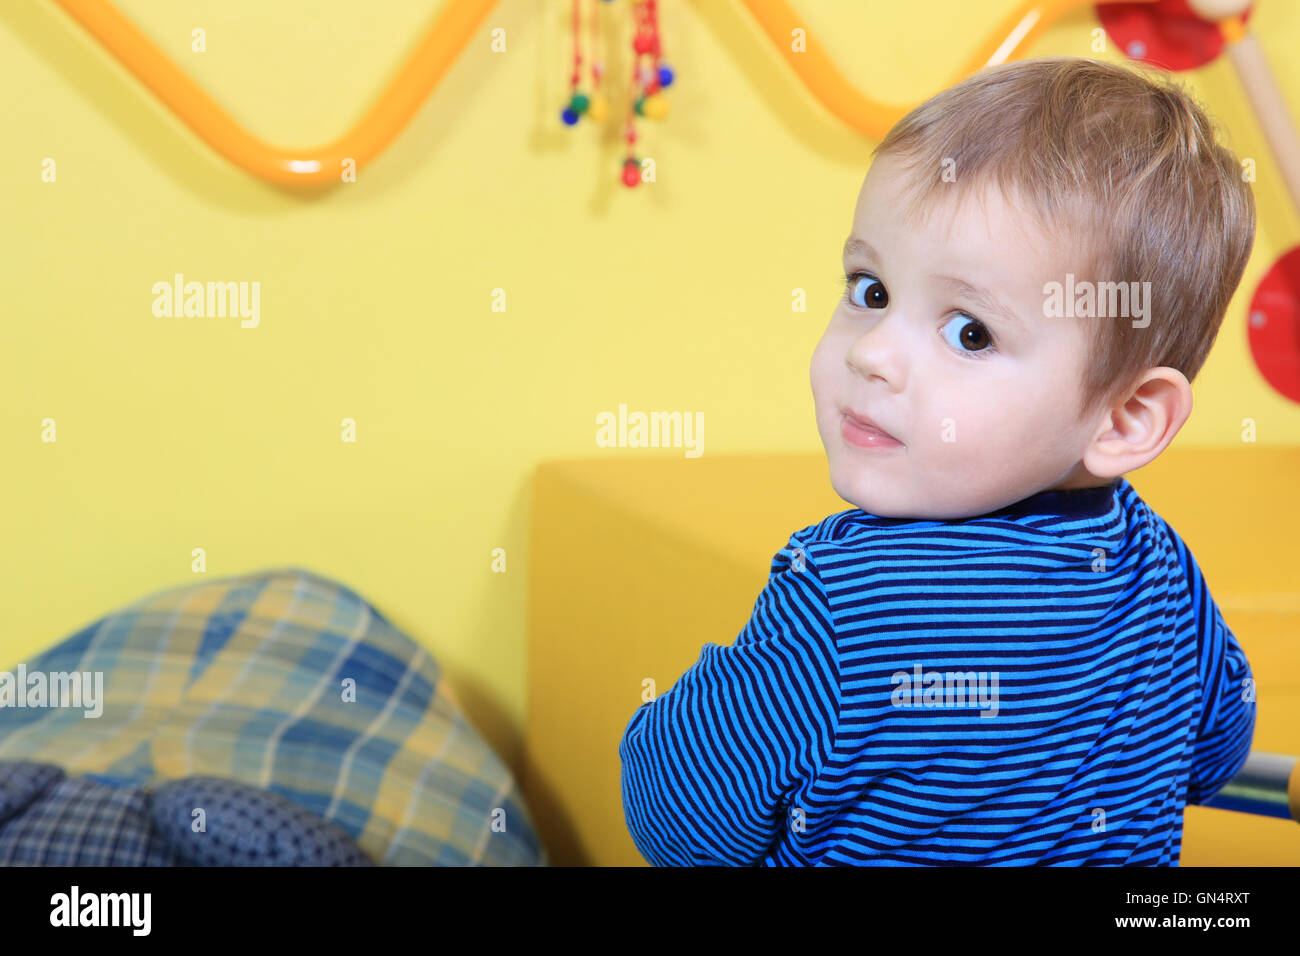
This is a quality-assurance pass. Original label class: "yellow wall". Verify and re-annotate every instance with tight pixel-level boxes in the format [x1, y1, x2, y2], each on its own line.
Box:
[3, 0, 1298, 777]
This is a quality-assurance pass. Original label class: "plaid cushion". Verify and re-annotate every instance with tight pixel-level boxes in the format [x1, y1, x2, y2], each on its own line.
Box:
[0, 568, 545, 866]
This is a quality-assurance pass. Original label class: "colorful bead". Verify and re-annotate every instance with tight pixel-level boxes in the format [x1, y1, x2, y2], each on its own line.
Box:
[571, 93, 590, 114]
[622, 158, 641, 187]
[641, 93, 669, 120]
[658, 64, 674, 88]
[561, 107, 579, 126]
[587, 93, 608, 122]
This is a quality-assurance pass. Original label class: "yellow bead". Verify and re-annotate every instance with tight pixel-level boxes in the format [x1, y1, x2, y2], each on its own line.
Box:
[587, 93, 608, 123]
[642, 93, 669, 121]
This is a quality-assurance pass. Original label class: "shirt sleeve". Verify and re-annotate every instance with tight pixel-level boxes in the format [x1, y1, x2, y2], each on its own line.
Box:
[1186, 596, 1256, 805]
[1160, 521, 1257, 805]
[618, 533, 841, 866]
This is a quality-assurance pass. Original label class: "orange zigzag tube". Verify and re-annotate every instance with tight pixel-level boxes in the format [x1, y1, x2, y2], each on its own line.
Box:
[51, 0, 1152, 186]
[51, 0, 501, 186]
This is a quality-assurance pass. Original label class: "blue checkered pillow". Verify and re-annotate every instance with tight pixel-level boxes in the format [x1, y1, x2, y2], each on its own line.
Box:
[0, 761, 177, 866]
[0, 761, 373, 866]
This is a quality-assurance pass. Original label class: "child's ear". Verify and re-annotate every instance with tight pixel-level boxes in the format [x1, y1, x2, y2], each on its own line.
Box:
[1081, 368, 1193, 479]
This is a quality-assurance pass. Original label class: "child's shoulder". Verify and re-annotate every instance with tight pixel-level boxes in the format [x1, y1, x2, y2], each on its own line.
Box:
[777, 509, 921, 561]
[788, 506, 954, 543]
[787, 478, 1179, 558]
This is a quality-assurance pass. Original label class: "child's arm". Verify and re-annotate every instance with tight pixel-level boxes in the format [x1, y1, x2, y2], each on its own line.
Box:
[1185, 591, 1256, 805]
[1158, 518, 1256, 804]
[618, 534, 841, 866]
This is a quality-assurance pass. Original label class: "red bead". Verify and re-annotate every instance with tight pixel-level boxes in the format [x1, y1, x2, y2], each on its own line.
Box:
[623, 160, 640, 187]
[633, 35, 652, 54]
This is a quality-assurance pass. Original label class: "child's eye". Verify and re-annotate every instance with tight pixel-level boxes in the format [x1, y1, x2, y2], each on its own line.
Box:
[940, 313, 995, 354]
[844, 272, 888, 309]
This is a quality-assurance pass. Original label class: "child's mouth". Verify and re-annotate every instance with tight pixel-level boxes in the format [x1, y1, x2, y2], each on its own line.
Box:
[841, 410, 903, 449]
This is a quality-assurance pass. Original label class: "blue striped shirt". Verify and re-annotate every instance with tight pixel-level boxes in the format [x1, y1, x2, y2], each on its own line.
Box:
[619, 477, 1256, 865]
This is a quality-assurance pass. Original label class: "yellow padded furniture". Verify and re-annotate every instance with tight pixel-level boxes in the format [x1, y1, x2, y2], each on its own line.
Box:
[523, 448, 1300, 866]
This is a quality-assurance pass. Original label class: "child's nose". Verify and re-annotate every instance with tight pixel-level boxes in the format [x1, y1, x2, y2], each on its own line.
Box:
[846, 314, 907, 391]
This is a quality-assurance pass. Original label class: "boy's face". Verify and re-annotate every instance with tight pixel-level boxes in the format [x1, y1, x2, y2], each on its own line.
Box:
[811, 154, 1103, 519]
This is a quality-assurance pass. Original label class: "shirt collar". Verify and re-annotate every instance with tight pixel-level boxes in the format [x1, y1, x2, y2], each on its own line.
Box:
[984, 478, 1121, 521]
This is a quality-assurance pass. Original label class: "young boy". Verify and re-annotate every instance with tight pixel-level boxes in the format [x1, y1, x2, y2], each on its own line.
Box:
[619, 56, 1257, 865]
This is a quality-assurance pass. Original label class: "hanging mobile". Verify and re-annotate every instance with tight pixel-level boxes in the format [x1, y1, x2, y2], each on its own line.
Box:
[560, 1, 674, 189]
[560, 0, 588, 125]
[622, 0, 673, 187]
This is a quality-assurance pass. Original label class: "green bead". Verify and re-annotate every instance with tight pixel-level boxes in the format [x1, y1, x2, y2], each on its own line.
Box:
[571, 93, 590, 114]
[635, 96, 645, 116]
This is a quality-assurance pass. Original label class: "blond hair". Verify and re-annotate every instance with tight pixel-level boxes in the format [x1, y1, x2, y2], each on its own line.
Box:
[873, 56, 1256, 418]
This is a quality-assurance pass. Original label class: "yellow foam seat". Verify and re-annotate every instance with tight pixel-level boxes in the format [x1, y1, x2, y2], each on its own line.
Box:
[523, 448, 1300, 865]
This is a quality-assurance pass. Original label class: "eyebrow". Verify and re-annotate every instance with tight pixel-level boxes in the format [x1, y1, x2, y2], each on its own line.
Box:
[934, 275, 1026, 332]
[842, 236, 878, 261]
[842, 235, 1026, 333]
